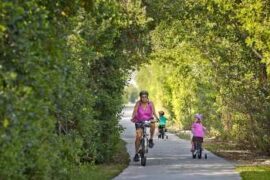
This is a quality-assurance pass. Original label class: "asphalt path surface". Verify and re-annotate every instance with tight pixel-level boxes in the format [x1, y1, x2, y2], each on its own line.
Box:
[114, 105, 241, 180]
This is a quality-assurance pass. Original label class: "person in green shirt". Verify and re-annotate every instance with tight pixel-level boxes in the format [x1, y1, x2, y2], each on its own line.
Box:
[158, 111, 168, 139]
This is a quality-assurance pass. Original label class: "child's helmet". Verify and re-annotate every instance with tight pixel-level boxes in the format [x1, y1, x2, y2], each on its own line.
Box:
[158, 111, 165, 115]
[195, 114, 203, 120]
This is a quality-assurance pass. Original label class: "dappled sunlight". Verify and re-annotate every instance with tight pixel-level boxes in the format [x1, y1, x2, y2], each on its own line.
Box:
[3, 0, 269, 179]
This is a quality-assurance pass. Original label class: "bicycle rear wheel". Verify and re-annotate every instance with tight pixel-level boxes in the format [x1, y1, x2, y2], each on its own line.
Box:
[198, 142, 202, 159]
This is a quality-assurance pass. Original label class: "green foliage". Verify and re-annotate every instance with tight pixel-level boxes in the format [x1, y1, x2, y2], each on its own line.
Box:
[137, 0, 270, 152]
[0, 0, 148, 179]
[2, 0, 270, 178]
[69, 139, 129, 180]
[237, 166, 270, 180]
[123, 84, 139, 103]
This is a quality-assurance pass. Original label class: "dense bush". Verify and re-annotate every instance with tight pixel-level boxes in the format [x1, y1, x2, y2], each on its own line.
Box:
[0, 0, 148, 178]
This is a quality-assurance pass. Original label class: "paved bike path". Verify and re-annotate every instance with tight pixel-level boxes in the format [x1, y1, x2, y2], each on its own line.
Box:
[114, 105, 241, 180]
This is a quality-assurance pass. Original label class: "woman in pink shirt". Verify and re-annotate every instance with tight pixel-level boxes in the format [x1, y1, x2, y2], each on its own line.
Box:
[131, 90, 159, 162]
[191, 114, 207, 152]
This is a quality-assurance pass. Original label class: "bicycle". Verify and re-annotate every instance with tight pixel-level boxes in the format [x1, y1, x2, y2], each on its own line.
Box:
[158, 125, 168, 139]
[137, 120, 152, 166]
[192, 139, 207, 159]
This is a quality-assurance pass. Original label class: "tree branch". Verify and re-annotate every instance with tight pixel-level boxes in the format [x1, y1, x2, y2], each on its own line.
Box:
[252, 48, 263, 60]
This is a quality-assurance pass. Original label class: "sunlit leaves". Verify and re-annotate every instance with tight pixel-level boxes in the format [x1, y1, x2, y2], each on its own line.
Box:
[137, 0, 270, 152]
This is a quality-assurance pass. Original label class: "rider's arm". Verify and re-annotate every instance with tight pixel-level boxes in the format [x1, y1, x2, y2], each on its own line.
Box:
[191, 123, 196, 134]
[151, 102, 159, 120]
[203, 126, 207, 133]
[131, 101, 139, 121]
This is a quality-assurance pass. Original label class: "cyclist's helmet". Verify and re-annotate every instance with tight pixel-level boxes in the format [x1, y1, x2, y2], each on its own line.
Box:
[139, 90, 149, 97]
[195, 114, 203, 120]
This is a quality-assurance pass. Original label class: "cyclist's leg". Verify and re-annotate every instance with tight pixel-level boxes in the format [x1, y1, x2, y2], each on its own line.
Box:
[133, 124, 143, 162]
[163, 125, 166, 138]
[158, 125, 162, 138]
[191, 136, 195, 152]
[150, 122, 155, 140]
[200, 137, 204, 150]
[148, 122, 155, 148]
[162, 125, 165, 133]
[135, 128, 143, 153]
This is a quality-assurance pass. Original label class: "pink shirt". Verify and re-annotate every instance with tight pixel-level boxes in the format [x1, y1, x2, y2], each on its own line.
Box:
[135, 102, 153, 122]
[192, 122, 205, 137]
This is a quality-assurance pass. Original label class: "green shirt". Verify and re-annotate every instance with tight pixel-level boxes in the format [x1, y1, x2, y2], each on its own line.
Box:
[159, 116, 167, 126]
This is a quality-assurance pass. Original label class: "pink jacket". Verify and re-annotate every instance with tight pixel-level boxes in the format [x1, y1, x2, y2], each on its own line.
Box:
[192, 122, 205, 137]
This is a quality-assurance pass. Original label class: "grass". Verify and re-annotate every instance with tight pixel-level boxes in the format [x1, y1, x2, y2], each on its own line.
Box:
[175, 130, 270, 180]
[203, 141, 240, 160]
[70, 139, 129, 180]
[70, 164, 127, 180]
[205, 142, 270, 180]
[236, 166, 270, 180]
[177, 132, 191, 140]
[169, 129, 191, 140]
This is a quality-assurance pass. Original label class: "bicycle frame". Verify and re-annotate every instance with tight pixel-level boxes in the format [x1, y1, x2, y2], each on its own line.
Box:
[158, 125, 166, 139]
[194, 141, 202, 154]
[192, 140, 204, 159]
[138, 121, 151, 166]
[140, 121, 150, 154]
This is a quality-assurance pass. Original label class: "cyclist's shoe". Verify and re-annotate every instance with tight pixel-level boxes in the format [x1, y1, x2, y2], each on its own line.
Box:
[133, 154, 139, 162]
[149, 139, 154, 148]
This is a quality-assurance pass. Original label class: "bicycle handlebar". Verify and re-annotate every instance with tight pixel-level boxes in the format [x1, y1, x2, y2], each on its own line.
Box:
[133, 120, 153, 128]
[131, 118, 158, 123]
[141, 121, 151, 127]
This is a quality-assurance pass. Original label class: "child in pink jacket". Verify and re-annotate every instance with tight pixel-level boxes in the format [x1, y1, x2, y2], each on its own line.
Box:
[191, 114, 206, 152]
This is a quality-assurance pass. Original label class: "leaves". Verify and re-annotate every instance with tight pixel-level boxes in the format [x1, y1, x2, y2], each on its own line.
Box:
[0, 0, 148, 178]
[136, 0, 270, 152]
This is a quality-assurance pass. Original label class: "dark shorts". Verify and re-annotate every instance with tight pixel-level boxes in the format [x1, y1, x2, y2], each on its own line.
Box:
[192, 136, 203, 143]
[135, 121, 154, 130]
[158, 125, 165, 129]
